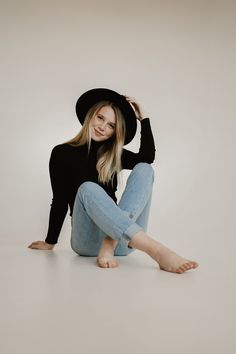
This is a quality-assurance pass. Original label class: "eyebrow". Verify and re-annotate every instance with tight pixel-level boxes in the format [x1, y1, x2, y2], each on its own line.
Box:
[98, 114, 116, 125]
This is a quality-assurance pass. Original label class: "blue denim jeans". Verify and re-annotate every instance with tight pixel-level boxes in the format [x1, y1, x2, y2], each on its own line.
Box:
[70, 163, 154, 256]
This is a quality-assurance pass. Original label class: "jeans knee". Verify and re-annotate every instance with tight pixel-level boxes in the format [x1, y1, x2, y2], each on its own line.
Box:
[77, 181, 98, 199]
[134, 162, 155, 182]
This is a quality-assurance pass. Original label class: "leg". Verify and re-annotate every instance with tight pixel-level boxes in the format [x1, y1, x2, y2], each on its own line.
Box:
[97, 198, 153, 267]
[72, 165, 199, 273]
[71, 163, 154, 258]
[71, 195, 107, 257]
[118, 164, 199, 273]
[114, 162, 154, 255]
[98, 162, 155, 267]
[71, 181, 143, 256]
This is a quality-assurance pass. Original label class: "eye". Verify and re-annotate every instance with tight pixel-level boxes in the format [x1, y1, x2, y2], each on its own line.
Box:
[109, 124, 115, 129]
[98, 115, 103, 120]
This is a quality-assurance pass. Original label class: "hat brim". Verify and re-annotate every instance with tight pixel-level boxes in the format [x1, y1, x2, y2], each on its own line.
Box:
[75, 88, 137, 145]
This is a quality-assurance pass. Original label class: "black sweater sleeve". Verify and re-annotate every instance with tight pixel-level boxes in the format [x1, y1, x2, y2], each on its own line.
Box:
[122, 118, 156, 169]
[45, 145, 68, 244]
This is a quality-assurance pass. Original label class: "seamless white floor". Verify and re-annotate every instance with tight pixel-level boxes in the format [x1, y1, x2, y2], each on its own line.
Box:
[1, 238, 235, 354]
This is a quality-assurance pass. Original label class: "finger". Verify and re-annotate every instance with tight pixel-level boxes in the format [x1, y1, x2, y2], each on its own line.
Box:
[32, 245, 43, 250]
[28, 243, 36, 248]
[29, 243, 42, 249]
[29, 242, 38, 247]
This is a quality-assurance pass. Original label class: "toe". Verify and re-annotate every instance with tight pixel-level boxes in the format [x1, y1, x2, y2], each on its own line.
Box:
[179, 267, 186, 273]
[107, 261, 113, 268]
[110, 260, 118, 268]
[176, 268, 183, 274]
[184, 263, 192, 270]
[97, 258, 108, 268]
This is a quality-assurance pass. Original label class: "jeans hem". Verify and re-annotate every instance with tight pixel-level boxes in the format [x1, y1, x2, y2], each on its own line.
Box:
[124, 223, 143, 239]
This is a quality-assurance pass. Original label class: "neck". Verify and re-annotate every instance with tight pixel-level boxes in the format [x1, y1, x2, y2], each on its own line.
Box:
[88, 139, 105, 153]
[91, 139, 104, 147]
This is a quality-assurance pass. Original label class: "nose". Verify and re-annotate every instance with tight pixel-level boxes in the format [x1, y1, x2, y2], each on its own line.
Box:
[98, 122, 106, 130]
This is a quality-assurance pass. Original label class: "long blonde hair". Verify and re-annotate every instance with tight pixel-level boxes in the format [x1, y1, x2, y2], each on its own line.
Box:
[64, 101, 126, 186]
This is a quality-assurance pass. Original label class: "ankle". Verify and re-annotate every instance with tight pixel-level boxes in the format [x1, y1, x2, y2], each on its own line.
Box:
[129, 231, 153, 254]
[103, 236, 118, 248]
[129, 231, 163, 261]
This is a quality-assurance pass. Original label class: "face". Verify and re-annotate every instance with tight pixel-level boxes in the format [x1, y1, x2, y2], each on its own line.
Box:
[90, 105, 116, 142]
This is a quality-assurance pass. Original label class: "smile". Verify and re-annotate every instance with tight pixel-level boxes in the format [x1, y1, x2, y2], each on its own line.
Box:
[94, 129, 104, 137]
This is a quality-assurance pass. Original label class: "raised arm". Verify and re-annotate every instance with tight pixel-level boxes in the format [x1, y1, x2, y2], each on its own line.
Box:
[122, 96, 156, 169]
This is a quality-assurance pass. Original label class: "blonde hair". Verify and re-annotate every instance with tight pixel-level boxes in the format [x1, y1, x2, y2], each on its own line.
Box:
[64, 101, 126, 186]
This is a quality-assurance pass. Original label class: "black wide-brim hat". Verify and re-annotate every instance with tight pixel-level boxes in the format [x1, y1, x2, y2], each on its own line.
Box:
[75, 88, 137, 145]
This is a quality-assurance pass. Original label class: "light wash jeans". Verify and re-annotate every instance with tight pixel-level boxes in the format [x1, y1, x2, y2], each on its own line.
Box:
[70, 163, 154, 256]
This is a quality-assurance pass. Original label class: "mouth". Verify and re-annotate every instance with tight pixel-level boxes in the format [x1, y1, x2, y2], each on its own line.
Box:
[94, 129, 104, 137]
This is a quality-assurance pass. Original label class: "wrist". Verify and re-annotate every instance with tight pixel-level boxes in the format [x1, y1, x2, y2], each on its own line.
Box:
[45, 242, 55, 249]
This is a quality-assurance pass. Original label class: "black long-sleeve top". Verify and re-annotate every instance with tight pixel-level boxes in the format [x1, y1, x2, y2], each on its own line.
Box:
[45, 118, 155, 244]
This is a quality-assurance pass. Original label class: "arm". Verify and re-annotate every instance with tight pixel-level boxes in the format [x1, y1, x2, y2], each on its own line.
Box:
[28, 145, 68, 250]
[121, 96, 156, 169]
[45, 145, 68, 244]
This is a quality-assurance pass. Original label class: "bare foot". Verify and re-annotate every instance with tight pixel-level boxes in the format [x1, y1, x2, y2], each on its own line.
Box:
[152, 244, 199, 274]
[97, 236, 119, 268]
[128, 231, 199, 274]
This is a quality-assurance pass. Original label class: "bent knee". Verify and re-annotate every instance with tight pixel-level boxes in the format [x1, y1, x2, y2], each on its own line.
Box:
[78, 181, 99, 195]
[77, 181, 106, 202]
[134, 162, 155, 181]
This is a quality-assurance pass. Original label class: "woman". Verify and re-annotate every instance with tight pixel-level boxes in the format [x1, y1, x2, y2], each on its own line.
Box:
[28, 88, 199, 274]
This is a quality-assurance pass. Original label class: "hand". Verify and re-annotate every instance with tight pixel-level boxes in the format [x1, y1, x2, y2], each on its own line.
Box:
[28, 241, 55, 250]
[125, 95, 148, 121]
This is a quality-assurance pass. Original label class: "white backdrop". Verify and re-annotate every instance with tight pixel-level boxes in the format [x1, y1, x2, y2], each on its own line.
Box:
[1, 0, 235, 264]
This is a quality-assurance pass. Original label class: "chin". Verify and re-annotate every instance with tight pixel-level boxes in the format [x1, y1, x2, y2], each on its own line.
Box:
[91, 131, 110, 141]
[91, 136, 106, 142]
